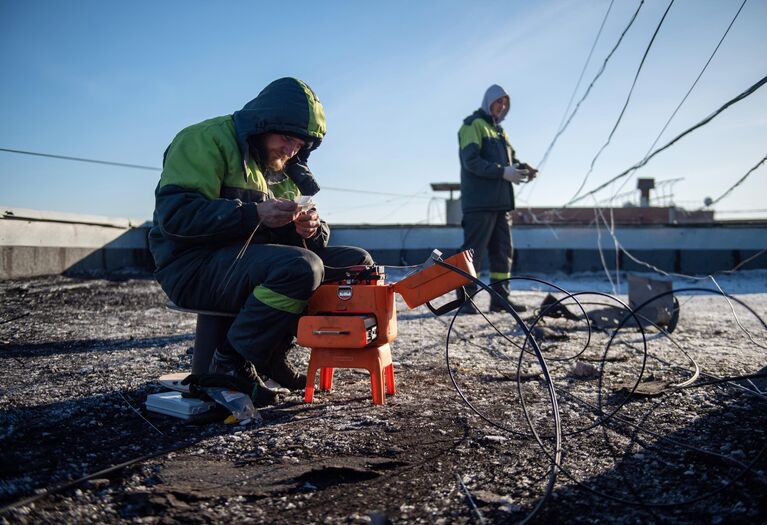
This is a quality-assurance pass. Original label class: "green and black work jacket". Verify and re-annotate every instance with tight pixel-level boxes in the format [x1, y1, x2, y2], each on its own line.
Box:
[458, 109, 518, 213]
[149, 78, 329, 272]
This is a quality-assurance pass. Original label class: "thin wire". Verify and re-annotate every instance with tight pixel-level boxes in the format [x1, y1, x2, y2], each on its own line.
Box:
[556, 0, 615, 134]
[376, 185, 433, 222]
[702, 154, 767, 209]
[0, 443, 191, 514]
[322, 196, 411, 217]
[566, 73, 767, 206]
[603, 0, 749, 205]
[590, 205, 767, 356]
[215, 222, 263, 301]
[644, 0, 748, 158]
[593, 205, 766, 280]
[0, 146, 438, 200]
[446, 279, 767, 508]
[0, 313, 29, 325]
[117, 391, 164, 436]
[708, 275, 767, 351]
[567, 0, 676, 205]
[593, 204, 618, 295]
[535, 0, 645, 171]
[0, 147, 161, 171]
[439, 262, 563, 524]
[455, 473, 487, 525]
[322, 186, 436, 200]
[711, 208, 767, 214]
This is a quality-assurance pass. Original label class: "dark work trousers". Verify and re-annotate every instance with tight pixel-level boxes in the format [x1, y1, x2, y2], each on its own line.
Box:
[460, 211, 513, 308]
[158, 243, 372, 369]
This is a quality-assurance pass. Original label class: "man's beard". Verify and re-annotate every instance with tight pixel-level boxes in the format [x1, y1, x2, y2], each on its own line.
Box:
[250, 135, 287, 173]
[265, 152, 287, 172]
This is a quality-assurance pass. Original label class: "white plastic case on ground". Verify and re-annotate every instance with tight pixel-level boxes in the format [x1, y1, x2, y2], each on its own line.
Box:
[145, 391, 214, 420]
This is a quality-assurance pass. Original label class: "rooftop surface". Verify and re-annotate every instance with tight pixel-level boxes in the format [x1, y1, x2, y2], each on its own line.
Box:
[1, 272, 766, 524]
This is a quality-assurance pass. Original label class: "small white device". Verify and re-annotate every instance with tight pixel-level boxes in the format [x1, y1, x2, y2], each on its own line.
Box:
[295, 196, 316, 212]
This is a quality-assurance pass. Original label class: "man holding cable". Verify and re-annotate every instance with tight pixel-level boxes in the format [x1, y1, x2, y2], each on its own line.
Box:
[149, 77, 372, 406]
[457, 84, 538, 314]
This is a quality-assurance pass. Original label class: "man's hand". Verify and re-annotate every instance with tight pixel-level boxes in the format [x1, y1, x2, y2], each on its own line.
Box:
[503, 165, 529, 184]
[518, 162, 539, 181]
[257, 199, 299, 228]
[294, 209, 320, 239]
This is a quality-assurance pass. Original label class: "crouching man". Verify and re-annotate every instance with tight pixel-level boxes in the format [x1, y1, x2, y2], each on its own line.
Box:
[149, 77, 372, 406]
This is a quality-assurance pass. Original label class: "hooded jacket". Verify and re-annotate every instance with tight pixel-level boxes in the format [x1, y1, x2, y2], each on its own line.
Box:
[149, 78, 329, 271]
[458, 85, 519, 213]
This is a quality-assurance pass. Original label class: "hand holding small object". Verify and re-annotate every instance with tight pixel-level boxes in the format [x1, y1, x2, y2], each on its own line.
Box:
[257, 198, 299, 227]
[503, 165, 529, 184]
[295, 209, 320, 239]
[518, 162, 539, 181]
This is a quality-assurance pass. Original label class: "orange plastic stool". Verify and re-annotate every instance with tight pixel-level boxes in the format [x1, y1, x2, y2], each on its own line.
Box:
[304, 344, 396, 405]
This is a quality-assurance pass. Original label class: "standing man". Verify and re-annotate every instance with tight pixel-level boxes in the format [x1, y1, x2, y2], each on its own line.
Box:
[149, 77, 373, 406]
[457, 84, 537, 313]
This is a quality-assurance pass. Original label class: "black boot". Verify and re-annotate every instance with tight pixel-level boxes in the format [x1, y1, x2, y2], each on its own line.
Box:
[208, 345, 281, 407]
[458, 288, 480, 315]
[459, 301, 481, 315]
[267, 345, 307, 391]
[489, 301, 528, 313]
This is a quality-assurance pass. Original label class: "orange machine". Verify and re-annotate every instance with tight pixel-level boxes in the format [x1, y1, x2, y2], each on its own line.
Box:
[297, 250, 476, 404]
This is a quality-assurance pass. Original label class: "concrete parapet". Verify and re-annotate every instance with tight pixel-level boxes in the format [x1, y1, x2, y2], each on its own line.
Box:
[1, 206, 151, 279]
[1, 208, 766, 279]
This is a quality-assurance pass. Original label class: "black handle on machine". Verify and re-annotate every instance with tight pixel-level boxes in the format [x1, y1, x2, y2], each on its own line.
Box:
[426, 286, 467, 316]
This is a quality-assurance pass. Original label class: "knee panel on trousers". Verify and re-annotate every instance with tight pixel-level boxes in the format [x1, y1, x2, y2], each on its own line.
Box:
[283, 250, 325, 298]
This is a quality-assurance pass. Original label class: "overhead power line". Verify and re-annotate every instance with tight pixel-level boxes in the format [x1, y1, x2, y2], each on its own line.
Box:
[536, 0, 645, 170]
[567, 0, 675, 204]
[642, 0, 748, 159]
[0, 147, 161, 171]
[603, 0, 748, 204]
[554, 0, 615, 134]
[565, 73, 767, 207]
[703, 154, 767, 209]
[0, 146, 434, 200]
[322, 187, 434, 200]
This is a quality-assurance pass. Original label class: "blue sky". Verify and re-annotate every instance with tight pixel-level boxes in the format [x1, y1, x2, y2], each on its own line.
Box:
[1, 0, 765, 224]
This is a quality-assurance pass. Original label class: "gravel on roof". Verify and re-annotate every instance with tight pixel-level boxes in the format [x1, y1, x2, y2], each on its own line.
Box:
[1, 273, 765, 524]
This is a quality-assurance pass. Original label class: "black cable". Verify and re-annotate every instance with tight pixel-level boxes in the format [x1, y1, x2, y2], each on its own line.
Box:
[0, 147, 161, 171]
[678, 371, 767, 390]
[567, 0, 676, 205]
[702, 154, 767, 208]
[526, 4, 758, 276]
[642, 0, 748, 158]
[537, 0, 645, 169]
[433, 265, 767, 512]
[554, 0, 615, 140]
[554, 287, 767, 505]
[435, 276, 594, 362]
[0, 147, 435, 200]
[322, 186, 434, 200]
[453, 287, 647, 438]
[435, 260, 563, 525]
[0, 442, 193, 515]
[603, 0, 749, 204]
[566, 73, 767, 206]
[557, 390, 767, 507]
[0, 313, 29, 325]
